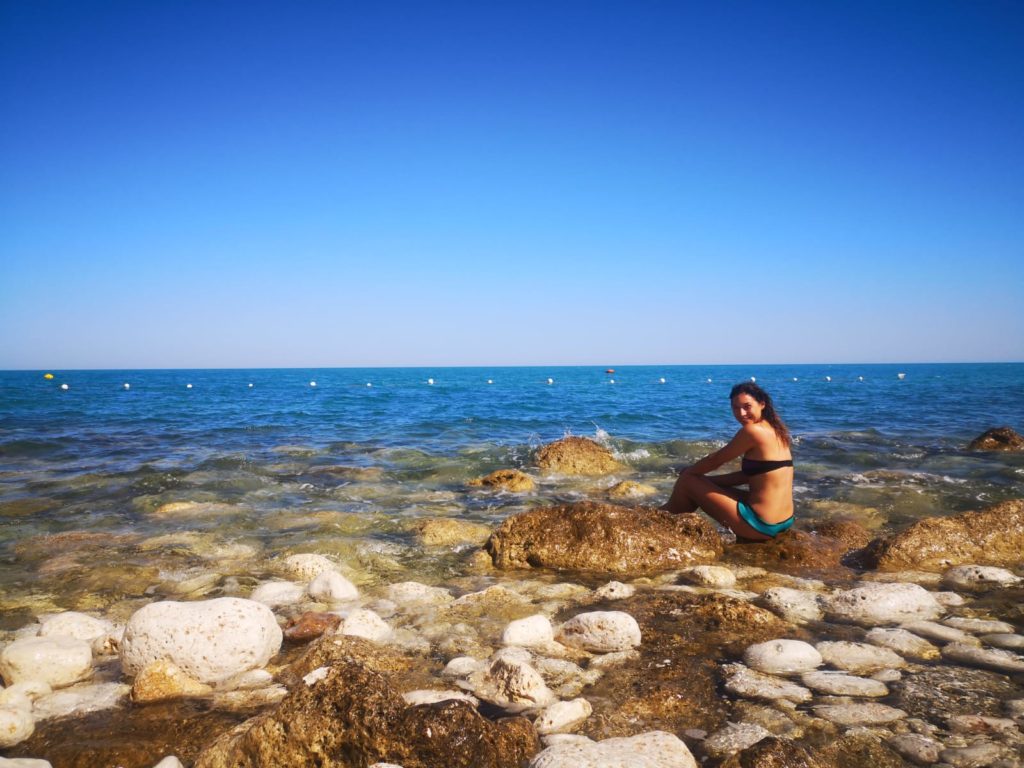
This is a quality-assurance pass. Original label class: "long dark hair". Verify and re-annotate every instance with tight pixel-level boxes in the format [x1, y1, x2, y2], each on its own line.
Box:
[730, 382, 791, 447]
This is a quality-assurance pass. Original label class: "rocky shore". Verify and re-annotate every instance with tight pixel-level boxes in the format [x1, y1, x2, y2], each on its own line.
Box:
[2, 436, 1023, 768]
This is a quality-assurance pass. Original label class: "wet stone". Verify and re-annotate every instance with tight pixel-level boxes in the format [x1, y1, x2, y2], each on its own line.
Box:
[940, 742, 1007, 768]
[865, 627, 941, 660]
[901, 620, 980, 646]
[887, 733, 943, 765]
[800, 670, 888, 697]
[702, 722, 771, 758]
[813, 702, 908, 726]
[721, 663, 812, 704]
[283, 611, 342, 642]
[941, 642, 1024, 673]
[982, 634, 1024, 650]
[743, 639, 822, 674]
[943, 617, 1016, 635]
[894, 665, 1024, 720]
[815, 640, 906, 674]
[942, 566, 1022, 592]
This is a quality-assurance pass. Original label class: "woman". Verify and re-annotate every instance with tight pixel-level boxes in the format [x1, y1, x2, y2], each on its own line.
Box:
[661, 382, 794, 540]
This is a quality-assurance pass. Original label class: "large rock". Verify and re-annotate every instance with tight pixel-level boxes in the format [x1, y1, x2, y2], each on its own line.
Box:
[485, 502, 722, 574]
[557, 612, 641, 653]
[861, 499, 1024, 571]
[534, 437, 623, 476]
[412, 518, 493, 547]
[822, 582, 943, 626]
[120, 598, 282, 684]
[0, 637, 92, 689]
[724, 523, 870, 576]
[468, 469, 536, 493]
[530, 730, 696, 768]
[193, 658, 539, 768]
[968, 427, 1024, 451]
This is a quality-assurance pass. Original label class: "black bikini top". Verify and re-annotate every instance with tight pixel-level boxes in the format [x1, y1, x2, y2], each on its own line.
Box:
[742, 456, 794, 476]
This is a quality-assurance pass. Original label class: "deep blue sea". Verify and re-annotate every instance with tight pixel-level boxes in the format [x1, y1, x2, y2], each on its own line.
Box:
[1, 363, 1022, 612]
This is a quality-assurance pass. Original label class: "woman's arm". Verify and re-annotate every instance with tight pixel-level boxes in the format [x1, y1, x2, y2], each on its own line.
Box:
[682, 426, 757, 477]
[704, 470, 748, 488]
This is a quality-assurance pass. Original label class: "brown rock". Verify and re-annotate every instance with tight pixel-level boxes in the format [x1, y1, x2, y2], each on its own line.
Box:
[535, 437, 623, 476]
[485, 502, 722, 575]
[606, 480, 658, 499]
[723, 526, 865, 577]
[816, 731, 912, 768]
[412, 518, 493, 547]
[131, 660, 213, 703]
[968, 426, 1024, 451]
[284, 612, 342, 643]
[193, 657, 538, 768]
[861, 499, 1024, 571]
[718, 737, 829, 768]
[468, 469, 536, 492]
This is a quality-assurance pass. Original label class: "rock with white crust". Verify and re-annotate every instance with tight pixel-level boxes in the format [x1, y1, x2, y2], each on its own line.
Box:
[275, 553, 338, 581]
[249, 581, 305, 608]
[38, 612, 117, 654]
[823, 582, 943, 626]
[0, 706, 34, 748]
[743, 639, 822, 674]
[503, 615, 555, 648]
[815, 641, 906, 674]
[557, 611, 641, 653]
[759, 587, 823, 623]
[339, 609, 392, 643]
[942, 565, 1022, 591]
[119, 598, 282, 684]
[529, 730, 697, 768]
[0, 637, 93, 689]
[307, 571, 359, 603]
[535, 698, 593, 735]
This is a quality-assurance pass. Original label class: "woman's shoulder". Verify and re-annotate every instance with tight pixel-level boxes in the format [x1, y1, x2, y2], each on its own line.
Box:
[745, 422, 790, 455]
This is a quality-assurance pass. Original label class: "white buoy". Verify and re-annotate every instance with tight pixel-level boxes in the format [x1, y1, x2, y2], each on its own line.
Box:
[706, 378, 712, 383]
[248, 383, 254, 388]
[792, 377, 798, 382]
[309, 381, 316, 387]
[609, 379, 615, 384]
[366, 382, 372, 387]
[487, 379, 493, 385]
[123, 383, 130, 390]
[897, 372, 906, 380]
[186, 383, 193, 389]
[825, 376, 832, 382]
[427, 378, 434, 385]
[858, 376, 864, 382]
[547, 377, 554, 385]
[659, 377, 666, 384]
[750, 376, 756, 382]
[60, 383, 69, 391]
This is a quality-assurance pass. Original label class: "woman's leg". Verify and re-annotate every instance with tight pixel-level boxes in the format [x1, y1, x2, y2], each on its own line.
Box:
[663, 473, 771, 541]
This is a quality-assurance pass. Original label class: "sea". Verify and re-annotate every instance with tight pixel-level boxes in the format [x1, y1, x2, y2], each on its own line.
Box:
[1, 363, 1022, 622]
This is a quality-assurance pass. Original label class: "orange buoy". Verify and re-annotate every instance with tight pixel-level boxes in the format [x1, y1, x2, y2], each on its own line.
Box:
[605, 368, 615, 374]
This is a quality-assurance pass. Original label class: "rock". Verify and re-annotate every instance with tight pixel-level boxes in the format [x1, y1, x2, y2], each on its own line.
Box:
[307, 570, 359, 602]
[557, 612, 641, 653]
[941, 742, 1006, 768]
[0, 706, 34, 748]
[723, 527, 863, 576]
[217, 669, 274, 691]
[813, 702, 908, 726]
[529, 730, 697, 768]
[386, 582, 453, 607]
[887, 733, 943, 765]
[31, 681, 128, 720]
[716, 737, 829, 768]
[800, 670, 888, 697]
[119, 598, 282, 684]
[702, 722, 771, 758]
[274, 553, 339, 580]
[0, 637, 92, 689]
[37, 612, 117, 653]
[942, 565, 1022, 591]
[862, 499, 1024, 570]
[503, 615, 555, 648]
[721, 663, 812, 703]
[0, 759, 52, 768]
[401, 689, 478, 706]
[468, 469, 536, 493]
[194, 658, 539, 768]
[249, 580, 305, 608]
[151, 758, 185, 768]
[902, 619, 979, 645]
[945, 714, 1019, 736]
[865, 628, 940, 660]
[534, 437, 623, 476]
[131, 660, 213, 703]
[942, 642, 1024, 673]
[678, 565, 736, 588]
[981, 633, 1024, 649]
[442, 656, 485, 678]
[758, 587, 823, 623]
[470, 650, 557, 711]
[894, 665, 1024, 720]
[823, 582, 943, 626]
[606, 481, 657, 499]
[412, 518, 494, 546]
[340, 609, 393, 643]
[283, 611, 342, 642]
[743, 639, 822, 674]
[968, 427, 1024, 451]
[485, 502, 722, 575]
[594, 582, 635, 601]
[944, 617, 1016, 634]
[534, 698, 593, 735]
[815, 641, 906, 674]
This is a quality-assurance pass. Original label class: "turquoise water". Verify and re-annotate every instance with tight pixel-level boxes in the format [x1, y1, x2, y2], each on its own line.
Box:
[1, 363, 1022, 610]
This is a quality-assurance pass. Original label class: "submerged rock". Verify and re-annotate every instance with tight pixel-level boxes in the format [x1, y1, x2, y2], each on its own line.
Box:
[468, 469, 536, 493]
[702, 722, 771, 758]
[529, 730, 696, 768]
[283, 612, 342, 643]
[813, 702, 907, 726]
[815, 640, 905, 674]
[941, 564, 1022, 591]
[412, 518, 494, 547]
[758, 587, 824, 623]
[743, 639, 822, 674]
[941, 642, 1024, 673]
[534, 437, 623, 476]
[721, 663, 812, 703]
[968, 426, 1024, 451]
[534, 698, 593, 735]
[823, 582, 943, 626]
[799, 670, 888, 697]
[862, 499, 1024, 570]
[606, 481, 658, 499]
[894, 665, 1024, 720]
[557, 611, 641, 653]
[864, 627, 940, 660]
[485, 502, 722, 575]
[0, 637, 93, 689]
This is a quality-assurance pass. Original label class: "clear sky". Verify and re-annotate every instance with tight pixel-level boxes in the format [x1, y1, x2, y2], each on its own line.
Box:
[1, 0, 1022, 369]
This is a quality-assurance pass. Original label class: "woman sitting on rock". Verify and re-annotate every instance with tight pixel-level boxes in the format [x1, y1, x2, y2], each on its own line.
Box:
[661, 382, 794, 540]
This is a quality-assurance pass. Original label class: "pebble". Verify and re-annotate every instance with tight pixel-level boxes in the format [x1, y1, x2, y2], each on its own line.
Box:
[702, 722, 771, 757]
[534, 698, 593, 734]
[0, 759, 53, 768]
[865, 627, 941, 660]
[940, 742, 1006, 767]
[386, 582, 453, 606]
[872, 668, 903, 683]
[339, 609, 392, 643]
[823, 582, 943, 626]
[275, 553, 338, 581]
[813, 702, 908, 726]
[441, 656, 484, 678]
[151, 758, 185, 768]
[401, 689, 478, 706]
[743, 639, 822, 674]
[902, 621, 980, 645]
[557, 611, 641, 653]
[677, 566, 736, 588]
[248, 581, 305, 608]
[759, 587, 823, 623]
[0, 706, 34, 748]
[503, 615, 555, 648]
[981, 634, 1024, 650]
[594, 581, 635, 601]
[941, 643, 1024, 673]
[307, 571, 359, 603]
[470, 651, 556, 712]
[0, 636, 93, 689]
[945, 714, 1019, 737]
[943, 617, 1016, 634]
[721, 663, 812, 703]
[529, 730, 697, 768]
[815, 640, 906, 674]
[887, 733, 943, 765]
[942, 565, 1022, 592]
[799, 671, 888, 697]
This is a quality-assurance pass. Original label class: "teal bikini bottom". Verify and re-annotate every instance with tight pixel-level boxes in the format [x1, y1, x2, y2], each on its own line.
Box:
[737, 501, 793, 537]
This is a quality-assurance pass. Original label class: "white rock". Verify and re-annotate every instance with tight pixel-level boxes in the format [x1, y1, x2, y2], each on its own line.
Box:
[0, 707, 34, 748]
[32, 682, 128, 720]
[887, 733, 942, 765]
[587, 650, 639, 670]
[120, 598, 282, 684]
[402, 689, 478, 706]
[503, 615, 555, 648]
[815, 641, 906, 674]
[800, 671, 888, 697]
[216, 669, 274, 690]
[303, 667, 330, 687]
[703, 722, 771, 758]
[249, 580, 305, 608]
[441, 656, 484, 678]
[901, 620, 979, 645]
[535, 698, 593, 735]
[932, 591, 966, 608]
[38, 613, 115, 652]
[943, 617, 1016, 634]
[368, 764, 405, 768]
[276, 553, 338, 581]
[743, 639, 822, 674]
[0, 759, 53, 768]
[594, 581, 635, 600]
[824, 582, 943, 626]
[813, 702, 908, 726]
[307, 571, 359, 603]
[865, 628, 940, 660]
[677, 566, 736, 588]
[151, 758, 185, 768]
[339, 609, 392, 643]
[759, 587, 823, 623]
[721, 663, 812, 703]
[941, 642, 1024, 673]
[942, 565, 1022, 591]
[0, 637, 93, 689]
[470, 651, 556, 712]
[557, 612, 641, 653]
[940, 742, 1006, 767]
[981, 633, 1024, 650]
[872, 668, 903, 682]
[386, 581, 453, 606]
[0, 682, 50, 711]
[530, 730, 697, 768]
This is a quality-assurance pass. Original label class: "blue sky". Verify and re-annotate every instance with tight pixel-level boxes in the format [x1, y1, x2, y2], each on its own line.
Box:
[1, 0, 1022, 368]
